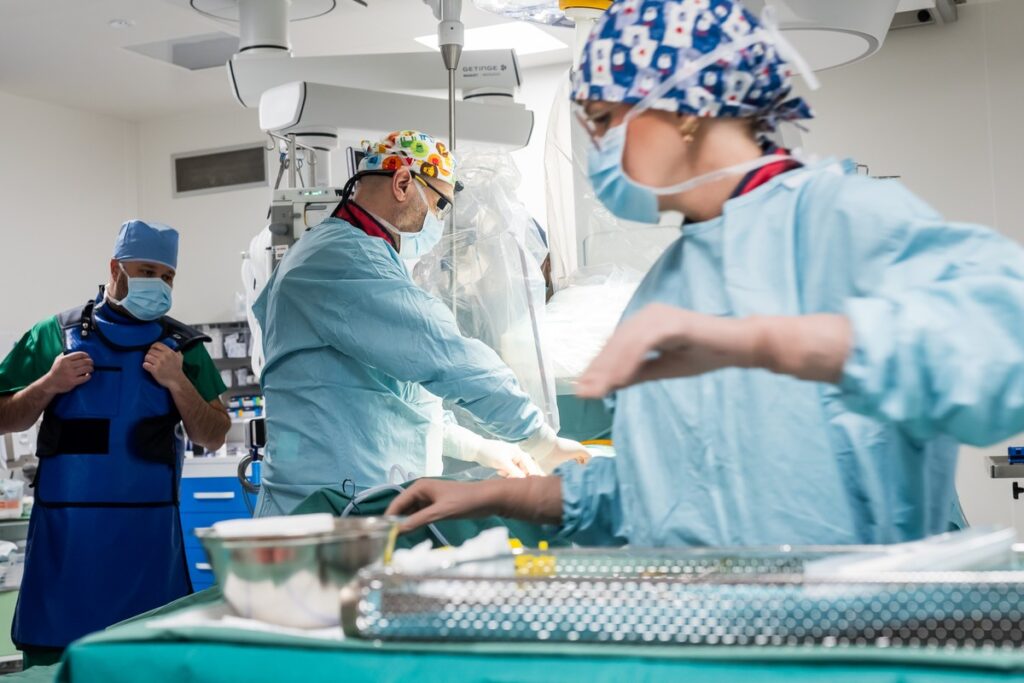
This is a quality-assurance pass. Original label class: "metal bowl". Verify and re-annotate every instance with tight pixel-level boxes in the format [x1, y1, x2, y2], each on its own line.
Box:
[196, 516, 400, 629]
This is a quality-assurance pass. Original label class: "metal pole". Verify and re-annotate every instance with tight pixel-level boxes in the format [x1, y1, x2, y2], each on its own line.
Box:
[287, 134, 297, 189]
[448, 68, 457, 151]
[447, 67, 458, 318]
[309, 149, 318, 187]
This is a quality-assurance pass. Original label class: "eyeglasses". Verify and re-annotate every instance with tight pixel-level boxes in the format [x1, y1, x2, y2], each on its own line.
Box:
[573, 102, 622, 152]
[413, 174, 455, 220]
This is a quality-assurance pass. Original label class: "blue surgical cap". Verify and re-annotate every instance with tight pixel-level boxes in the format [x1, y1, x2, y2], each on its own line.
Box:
[113, 220, 179, 271]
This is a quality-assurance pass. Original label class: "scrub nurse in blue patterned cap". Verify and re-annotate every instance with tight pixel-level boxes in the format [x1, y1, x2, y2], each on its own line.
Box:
[390, 0, 1024, 548]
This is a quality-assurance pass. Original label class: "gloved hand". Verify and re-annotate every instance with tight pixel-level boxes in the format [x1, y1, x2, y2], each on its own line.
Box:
[443, 423, 544, 478]
[519, 424, 590, 474]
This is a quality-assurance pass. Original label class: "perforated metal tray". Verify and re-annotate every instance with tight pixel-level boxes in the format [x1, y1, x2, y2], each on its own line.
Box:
[342, 547, 1024, 649]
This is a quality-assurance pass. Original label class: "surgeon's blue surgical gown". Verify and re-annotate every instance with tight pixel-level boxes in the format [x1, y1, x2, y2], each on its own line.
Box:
[558, 160, 1024, 547]
[253, 217, 543, 516]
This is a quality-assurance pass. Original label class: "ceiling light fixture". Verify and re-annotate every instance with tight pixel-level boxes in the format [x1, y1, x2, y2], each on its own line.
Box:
[415, 22, 567, 56]
[108, 18, 136, 29]
[472, 0, 573, 27]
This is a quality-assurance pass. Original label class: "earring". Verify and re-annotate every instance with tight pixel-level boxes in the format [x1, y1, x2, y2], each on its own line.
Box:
[679, 117, 701, 144]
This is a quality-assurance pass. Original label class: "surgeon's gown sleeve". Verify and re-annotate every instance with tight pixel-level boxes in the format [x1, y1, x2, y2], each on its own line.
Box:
[834, 180, 1024, 446]
[555, 457, 629, 546]
[309, 240, 545, 442]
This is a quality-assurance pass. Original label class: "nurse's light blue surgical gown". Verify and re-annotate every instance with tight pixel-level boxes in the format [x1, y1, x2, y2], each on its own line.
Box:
[253, 217, 543, 516]
[557, 159, 1024, 547]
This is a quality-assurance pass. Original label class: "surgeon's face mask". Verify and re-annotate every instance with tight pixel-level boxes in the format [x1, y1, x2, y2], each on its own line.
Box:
[109, 264, 173, 321]
[399, 180, 445, 260]
[579, 7, 819, 225]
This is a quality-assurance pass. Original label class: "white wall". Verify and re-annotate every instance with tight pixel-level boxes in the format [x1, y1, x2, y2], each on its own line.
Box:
[793, 0, 1024, 529]
[135, 106, 272, 325]
[0, 90, 138, 342]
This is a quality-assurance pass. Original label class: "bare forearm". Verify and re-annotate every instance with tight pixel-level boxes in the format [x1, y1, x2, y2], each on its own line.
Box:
[492, 475, 564, 525]
[751, 314, 852, 384]
[0, 381, 56, 433]
[168, 381, 229, 450]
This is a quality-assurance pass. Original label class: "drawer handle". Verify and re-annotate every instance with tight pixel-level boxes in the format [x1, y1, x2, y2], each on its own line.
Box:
[193, 492, 236, 501]
[195, 562, 212, 571]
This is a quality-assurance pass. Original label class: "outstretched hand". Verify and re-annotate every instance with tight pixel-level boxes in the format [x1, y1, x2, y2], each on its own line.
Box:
[386, 480, 504, 533]
[386, 476, 564, 533]
[576, 304, 757, 398]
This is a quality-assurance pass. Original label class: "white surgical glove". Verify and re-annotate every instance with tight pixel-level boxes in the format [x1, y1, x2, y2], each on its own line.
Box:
[443, 423, 544, 478]
[519, 425, 591, 474]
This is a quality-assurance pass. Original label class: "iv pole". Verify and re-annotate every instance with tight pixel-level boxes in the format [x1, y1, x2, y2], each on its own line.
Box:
[423, 0, 464, 317]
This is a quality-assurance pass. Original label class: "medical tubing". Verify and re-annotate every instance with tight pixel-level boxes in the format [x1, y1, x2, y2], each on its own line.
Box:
[514, 241, 558, 427]
[341, 483, 452, 547]
[389, 464, 412, 485]
[243, 484, 255, 517]
[237, 454, 261, 495]
[237, 454, 259, 517]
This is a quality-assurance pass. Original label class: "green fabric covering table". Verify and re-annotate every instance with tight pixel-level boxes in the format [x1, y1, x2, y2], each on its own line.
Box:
[41, 487, 1024, 682]
[52, 599, 1024, 683]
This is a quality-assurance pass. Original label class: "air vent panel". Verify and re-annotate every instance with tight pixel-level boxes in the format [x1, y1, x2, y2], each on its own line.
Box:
[126, 32, 240, 71]
[172, 144, 267, 197]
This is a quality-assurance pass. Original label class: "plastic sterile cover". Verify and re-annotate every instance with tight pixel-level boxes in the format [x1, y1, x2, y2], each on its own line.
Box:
[544, 264, 643, 390]
[544, 69, 683, 291]
[412, 150, 560, 433]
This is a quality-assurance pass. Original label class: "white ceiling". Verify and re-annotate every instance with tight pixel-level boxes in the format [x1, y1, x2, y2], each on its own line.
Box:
[0, 0, 1006, 123]
[0, 0, 574, 122]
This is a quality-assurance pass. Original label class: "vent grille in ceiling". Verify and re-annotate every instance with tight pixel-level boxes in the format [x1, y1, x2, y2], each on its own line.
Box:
[125, 32, 240, 71]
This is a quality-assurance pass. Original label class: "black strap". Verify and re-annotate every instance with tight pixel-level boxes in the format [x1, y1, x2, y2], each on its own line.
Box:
[161, 317, 211, 353]
[56, 302, 91, 352]
[61, 290, 211, 353]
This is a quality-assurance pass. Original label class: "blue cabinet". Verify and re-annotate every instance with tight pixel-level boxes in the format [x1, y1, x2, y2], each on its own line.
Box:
[179, 456, 257, 592]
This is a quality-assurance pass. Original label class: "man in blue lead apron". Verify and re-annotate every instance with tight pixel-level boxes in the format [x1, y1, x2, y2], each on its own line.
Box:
[0, 220, 230, 667]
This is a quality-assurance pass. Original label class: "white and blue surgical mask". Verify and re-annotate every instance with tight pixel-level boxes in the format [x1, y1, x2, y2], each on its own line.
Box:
[400, 180, 445, 260]
[110, 264, 173, 321]
[587, 121, 795, 224]
[587, 124, 661, 225]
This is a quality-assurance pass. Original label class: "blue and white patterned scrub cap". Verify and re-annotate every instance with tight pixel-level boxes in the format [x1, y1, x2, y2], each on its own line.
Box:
[571, 0, 814, 131]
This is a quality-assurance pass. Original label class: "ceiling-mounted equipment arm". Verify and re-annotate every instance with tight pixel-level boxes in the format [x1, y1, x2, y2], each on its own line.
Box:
[227, 50, 521, 108]
[422, 0, 465, 150]
[423, 0, 465, 72]
[259, 81, 534, 150]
